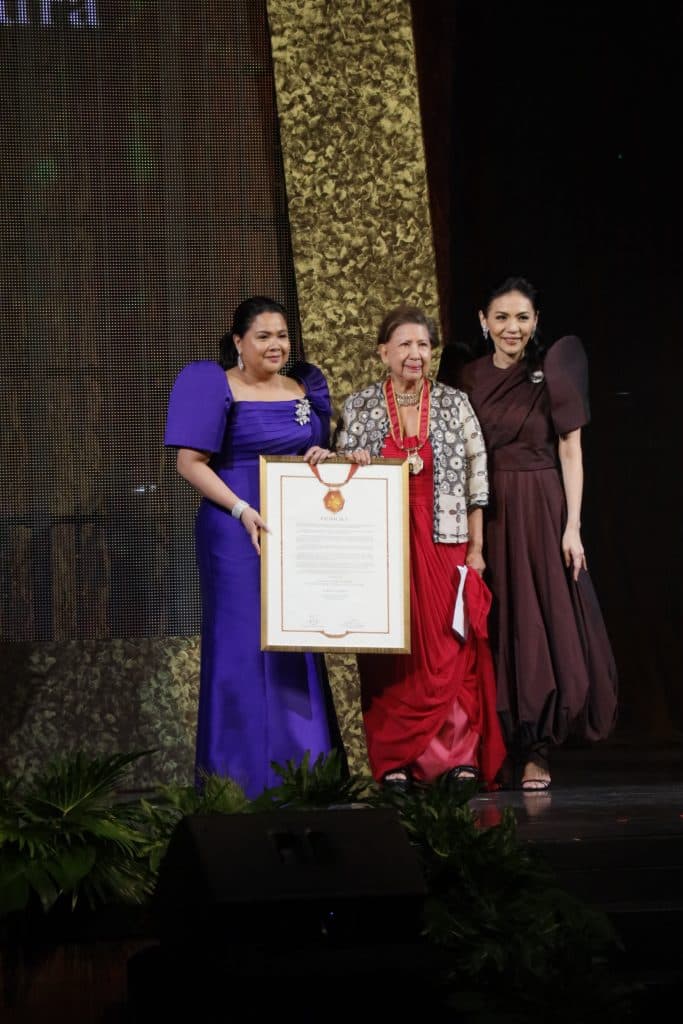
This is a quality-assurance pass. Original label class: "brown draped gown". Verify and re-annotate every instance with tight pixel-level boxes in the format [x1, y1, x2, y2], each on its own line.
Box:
[459, 335, 618, 755]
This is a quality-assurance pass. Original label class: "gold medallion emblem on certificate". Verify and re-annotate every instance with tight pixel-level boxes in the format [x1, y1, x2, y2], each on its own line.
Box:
[310, 462, 359, 513]
[323, 488, 345, 513]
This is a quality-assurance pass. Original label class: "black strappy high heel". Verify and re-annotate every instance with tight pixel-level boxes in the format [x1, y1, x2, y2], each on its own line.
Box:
[520, 743, 551, 792]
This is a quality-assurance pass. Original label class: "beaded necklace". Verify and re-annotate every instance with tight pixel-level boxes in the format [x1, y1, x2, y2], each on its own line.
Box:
[394, 384, 423, 406]
[384, 377, 430, 475]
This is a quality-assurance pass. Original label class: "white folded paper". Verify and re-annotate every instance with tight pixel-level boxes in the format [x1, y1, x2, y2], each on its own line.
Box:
[452, 564, 469, 641]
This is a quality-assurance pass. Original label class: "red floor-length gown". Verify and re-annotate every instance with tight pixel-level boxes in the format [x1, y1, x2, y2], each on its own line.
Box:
[357, 433, 505, 787]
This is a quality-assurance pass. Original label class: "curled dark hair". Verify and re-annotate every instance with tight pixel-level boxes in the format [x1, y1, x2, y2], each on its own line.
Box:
[218, 296, 288, 369]
[481, 275, 545, 376]
[376, 304, 440, 348]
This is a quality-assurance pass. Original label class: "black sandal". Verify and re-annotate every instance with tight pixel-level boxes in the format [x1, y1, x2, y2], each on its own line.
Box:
[443, 765, 480, 786]
[380, 767, 412, 794]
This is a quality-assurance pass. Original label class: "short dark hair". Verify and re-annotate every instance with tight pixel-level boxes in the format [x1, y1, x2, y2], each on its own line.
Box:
[376, 304, 440, 348]
[218, 296, 288, 369]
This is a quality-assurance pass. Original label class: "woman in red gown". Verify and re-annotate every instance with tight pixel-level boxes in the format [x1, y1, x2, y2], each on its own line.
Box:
[334, 305, 505, 793]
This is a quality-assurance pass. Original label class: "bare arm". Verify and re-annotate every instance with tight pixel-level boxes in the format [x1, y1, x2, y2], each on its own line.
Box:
[176, 447, 268, 554]
[557, 428, 587, 580]
[465, 506, 485, 575]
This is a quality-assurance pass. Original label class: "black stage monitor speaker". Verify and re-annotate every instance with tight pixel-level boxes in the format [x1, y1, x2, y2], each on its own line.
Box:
[152, 806, 427, 950]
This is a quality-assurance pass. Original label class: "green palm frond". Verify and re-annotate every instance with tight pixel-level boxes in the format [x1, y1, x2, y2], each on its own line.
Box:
[26, 750, 156, 818]
[252, 748, 372, 810]
[0, 750, 158, 917]
[136, 773, 253, 870]
[149, 771, 251, 821]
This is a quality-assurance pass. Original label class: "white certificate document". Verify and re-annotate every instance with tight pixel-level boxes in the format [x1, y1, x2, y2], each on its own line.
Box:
[260, 456, 410, 652]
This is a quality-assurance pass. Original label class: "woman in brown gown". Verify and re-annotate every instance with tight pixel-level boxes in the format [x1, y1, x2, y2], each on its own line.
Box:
[454, 277, 618, 790]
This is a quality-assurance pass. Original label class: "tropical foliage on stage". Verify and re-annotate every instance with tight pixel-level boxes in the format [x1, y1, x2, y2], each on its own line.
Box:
[0, 748, 635, 1021]
[0, 750, 159, 916]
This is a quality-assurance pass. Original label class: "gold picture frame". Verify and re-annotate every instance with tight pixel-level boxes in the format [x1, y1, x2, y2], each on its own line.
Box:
[260, 456, 410, 653]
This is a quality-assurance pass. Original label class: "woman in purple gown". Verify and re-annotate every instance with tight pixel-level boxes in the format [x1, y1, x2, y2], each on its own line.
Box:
[448, 277, 618, 791]
[164, 296, 344, 798]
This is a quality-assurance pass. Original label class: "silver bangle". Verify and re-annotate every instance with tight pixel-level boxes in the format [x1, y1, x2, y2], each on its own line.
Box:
[231, 499, 250, 520]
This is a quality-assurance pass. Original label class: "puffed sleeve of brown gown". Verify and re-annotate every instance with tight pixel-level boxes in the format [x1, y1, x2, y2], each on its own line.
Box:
[543, 334, 591, 435]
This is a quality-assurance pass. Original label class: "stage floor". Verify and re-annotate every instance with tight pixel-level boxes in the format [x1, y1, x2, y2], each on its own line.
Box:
[472, 741, 683, 841]
[475, 745, 683, 839]
[472, 740, 683, 1012]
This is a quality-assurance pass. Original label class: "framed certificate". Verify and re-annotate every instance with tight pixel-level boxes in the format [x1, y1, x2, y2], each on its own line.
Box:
[260, 456, 410, 652]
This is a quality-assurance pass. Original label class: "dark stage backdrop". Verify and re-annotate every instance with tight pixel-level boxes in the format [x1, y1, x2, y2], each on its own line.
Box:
[0, 0, 300, 641]
[412, 0, 683, 741]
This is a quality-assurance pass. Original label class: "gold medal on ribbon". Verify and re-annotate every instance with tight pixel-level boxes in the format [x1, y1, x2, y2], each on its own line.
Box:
[323, 488, 345, 512]
[309, 462, 359, 513]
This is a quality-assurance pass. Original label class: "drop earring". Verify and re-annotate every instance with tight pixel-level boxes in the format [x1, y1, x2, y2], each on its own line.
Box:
[481, 324, 489, 340]
[237, 352, 244, 371]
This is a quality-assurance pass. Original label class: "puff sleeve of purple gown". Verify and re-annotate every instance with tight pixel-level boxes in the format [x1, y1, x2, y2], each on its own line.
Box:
[543, 335, 590, 436]
[291, 361, 332, 447]
[164, 360, 231, 451]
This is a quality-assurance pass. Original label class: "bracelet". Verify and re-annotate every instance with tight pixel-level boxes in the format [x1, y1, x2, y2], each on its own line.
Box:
[231, 499, 250, 520]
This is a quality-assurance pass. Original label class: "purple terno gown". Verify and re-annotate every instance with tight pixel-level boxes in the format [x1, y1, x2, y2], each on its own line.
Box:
[164, 360, 343, 797]
[460, 336, 618, 751]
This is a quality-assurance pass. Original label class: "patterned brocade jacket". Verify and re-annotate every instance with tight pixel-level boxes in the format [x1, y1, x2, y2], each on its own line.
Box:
[334, 380, 488, 544]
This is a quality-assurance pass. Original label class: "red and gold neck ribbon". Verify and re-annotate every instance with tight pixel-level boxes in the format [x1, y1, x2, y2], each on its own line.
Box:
[308, 461, 359, 513]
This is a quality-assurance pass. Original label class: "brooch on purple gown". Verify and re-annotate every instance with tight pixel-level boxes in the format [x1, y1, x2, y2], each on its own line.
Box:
[295, 397, 311, 425]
